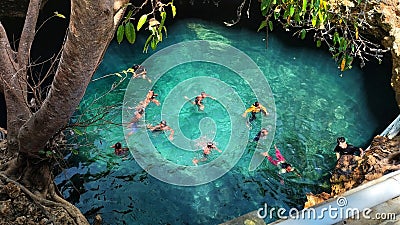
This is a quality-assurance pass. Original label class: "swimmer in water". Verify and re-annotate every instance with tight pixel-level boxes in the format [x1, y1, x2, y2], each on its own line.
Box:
[147, 120, 175, 140]
[185, 91, 216, 111]
[192, 142, 222, 166]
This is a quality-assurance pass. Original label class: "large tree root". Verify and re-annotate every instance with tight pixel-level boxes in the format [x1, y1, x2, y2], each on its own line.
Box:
[0, 172, 90, 225]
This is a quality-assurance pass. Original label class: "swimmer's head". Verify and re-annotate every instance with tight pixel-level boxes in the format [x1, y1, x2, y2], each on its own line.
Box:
[138, 108, 144, 115]
[201, 92, 206, 96]
[207, 142, 213, 148]
[337, 137, 346, 144]
[254, 101, 260, 107]
[261, 128, 268, 135]
[281, 162, 292, 171]
[160, 120, 167, 126]
[114, 142, 122, 149]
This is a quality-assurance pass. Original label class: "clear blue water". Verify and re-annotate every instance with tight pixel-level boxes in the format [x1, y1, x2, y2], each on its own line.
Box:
[56, 18, 398, 224]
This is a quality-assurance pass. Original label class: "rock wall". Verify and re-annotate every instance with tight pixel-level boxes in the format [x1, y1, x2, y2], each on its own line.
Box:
[305, 135, 400, 208]
[376, 0, 400, 108]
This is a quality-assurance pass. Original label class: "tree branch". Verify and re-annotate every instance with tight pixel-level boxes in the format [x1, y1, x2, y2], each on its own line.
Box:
[18, 0, 117, 154]
[0, 22, 32, 153]
[17, 0, 41, 74]
[15, 0, 42, 108]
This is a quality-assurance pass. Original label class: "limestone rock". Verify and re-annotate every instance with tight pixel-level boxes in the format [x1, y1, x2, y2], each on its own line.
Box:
[305, 135, 400, 208]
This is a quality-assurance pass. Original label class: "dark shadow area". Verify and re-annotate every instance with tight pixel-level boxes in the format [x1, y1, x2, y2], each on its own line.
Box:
[360, 55, 400, 135]
[174, 0, 263, 29]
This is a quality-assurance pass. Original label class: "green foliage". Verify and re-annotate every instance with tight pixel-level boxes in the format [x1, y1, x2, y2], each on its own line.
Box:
[54, 11, 66, 19]
[125, 22, 136, 44]
[137, 14, 148, 31]
[116, 1, 176, 53]
[257, 0, 384, 71]
[257, 20, 268, 32]
[117, 25, 124, 44]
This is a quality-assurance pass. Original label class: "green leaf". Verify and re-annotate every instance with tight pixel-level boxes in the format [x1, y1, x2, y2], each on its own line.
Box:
[125, 22, 136, 44]
[73, 128, 83, 136]
[316, 39, 321, 47]
[158, 30, 163, 41]
[302, 0, 308, 12]
[283, 8, 290, 18]
[339, 38, 348, 51]
[318, 10, 324, 23]
[117, 25, 124, 44]
[289, 5, 295, 17]
[124, 10, 134, 23]
[261, 0, 271, 16]
[311, 16, 317, 27]
[314, 0, 320, 9]
[268, 21, 273, 31]
[143, 35, 153, 53]
[171, 5, 177, 18]
[137, 14, 148, 31]
[300, 29, 306, 39]
[54, 11, 66, 19]
[160, 11, 167, 28]
[151, 38, 157, 50]
[333, 31, 339, 45]
[294, 12, 300, 23]
[274, 11, 280, 20]
[257, 20, 268, 32]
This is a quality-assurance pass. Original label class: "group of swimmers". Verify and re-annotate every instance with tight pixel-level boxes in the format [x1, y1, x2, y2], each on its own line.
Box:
[111, 65, 306, 181]
[125, 88, 299, 179]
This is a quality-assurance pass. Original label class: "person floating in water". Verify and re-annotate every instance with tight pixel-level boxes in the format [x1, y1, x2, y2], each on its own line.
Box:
[131, 64, 151, 82]
[192, 142, 222, 166]
[185, 91, 216, 111]
[111, 142, 129, 156]
[127, 107, 145, 137]
[334, 137, 364, 160]
[144, 90, 160, 107]
[131, 90, 160, 111]
[261, 145, 301, 182]
[254, 128, 269, 142]
[147, 120, 175, 140]
[242, 101, 269, 125]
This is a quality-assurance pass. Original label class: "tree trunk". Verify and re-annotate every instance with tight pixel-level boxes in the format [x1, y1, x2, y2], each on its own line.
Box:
[18, 0, 116, 155]
[1, 0, 130, 223]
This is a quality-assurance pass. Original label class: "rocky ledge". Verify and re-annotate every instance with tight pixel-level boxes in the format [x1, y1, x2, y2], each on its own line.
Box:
[305, 135, 400, 208]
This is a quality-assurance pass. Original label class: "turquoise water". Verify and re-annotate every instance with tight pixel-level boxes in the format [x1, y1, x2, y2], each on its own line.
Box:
[56, 19, 398, 224]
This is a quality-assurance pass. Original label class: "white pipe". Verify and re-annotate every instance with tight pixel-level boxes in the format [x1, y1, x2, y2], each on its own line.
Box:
[380, 114, 400, 139]
[269, 170, 400, 225]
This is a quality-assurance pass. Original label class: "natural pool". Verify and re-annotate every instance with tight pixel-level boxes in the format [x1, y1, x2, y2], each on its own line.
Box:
[56, 19, 399, 224]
